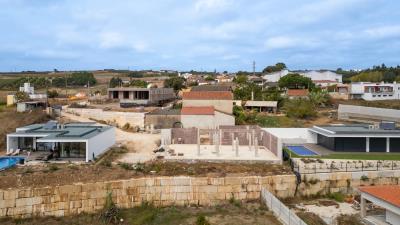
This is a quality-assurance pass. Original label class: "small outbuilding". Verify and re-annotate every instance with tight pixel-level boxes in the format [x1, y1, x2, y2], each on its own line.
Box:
[359, 185, 400, 225]
[244, 101, 278, 113]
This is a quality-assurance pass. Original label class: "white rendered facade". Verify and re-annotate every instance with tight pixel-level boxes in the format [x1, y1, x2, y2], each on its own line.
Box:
[350, 82, 400, 101]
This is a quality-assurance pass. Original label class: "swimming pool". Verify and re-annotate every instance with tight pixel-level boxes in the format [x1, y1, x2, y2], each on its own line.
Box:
[286, 146, 318, 156]
[0, 157, 25, 171]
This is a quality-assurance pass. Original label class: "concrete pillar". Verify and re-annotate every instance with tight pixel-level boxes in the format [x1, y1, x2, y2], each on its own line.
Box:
[255, 137, 259, 157]
[231, 133, 235, 151]
[360, 197, 366, 218]
[33, 138, 37, 150]
[366, 137, 370, 152]
[197, 128, 200, 156]
[387, 137, 390, 153]
[248, 132, 252, 151]
[215, 131, 219, 156]
[235, 137, 239, 157]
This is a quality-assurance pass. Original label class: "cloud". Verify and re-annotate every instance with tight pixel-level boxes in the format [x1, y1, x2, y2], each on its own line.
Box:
[194, 0, 232, 12]
[364, 25, 400, 38]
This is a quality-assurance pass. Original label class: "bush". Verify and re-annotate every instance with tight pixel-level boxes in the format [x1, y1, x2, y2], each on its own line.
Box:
[47, 90, 59, 98]
[283, 99, 317, 119]
[328, 192, 345, 202]
[48, 164, 59, 172]
[119, 163, 134, 170]
[100, 192, 121, 224]
[196, 215, 211, 225]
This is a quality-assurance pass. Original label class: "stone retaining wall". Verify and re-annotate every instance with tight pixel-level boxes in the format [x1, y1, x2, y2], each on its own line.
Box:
[299, 170, 400, 197]
[1, 172, 399, 219]
[0, 175, 296, 218]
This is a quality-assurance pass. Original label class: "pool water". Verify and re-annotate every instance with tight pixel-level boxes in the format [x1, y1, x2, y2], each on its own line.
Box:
[0, 157, 25, 170]
[287, 146, 318, 156]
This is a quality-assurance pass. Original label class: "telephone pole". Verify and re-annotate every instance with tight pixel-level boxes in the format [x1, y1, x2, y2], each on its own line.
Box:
[253, 61, 256, 76]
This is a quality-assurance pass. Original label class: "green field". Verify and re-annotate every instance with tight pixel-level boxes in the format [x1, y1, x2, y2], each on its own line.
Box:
[284, 148, 400, 161]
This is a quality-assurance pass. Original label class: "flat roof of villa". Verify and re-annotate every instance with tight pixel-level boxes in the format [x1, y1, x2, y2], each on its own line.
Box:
[8, 122, 113, 141]
[310, 124, 400, 137]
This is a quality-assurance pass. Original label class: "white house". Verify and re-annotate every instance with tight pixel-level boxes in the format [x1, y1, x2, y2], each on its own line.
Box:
[262, 70, 342, 85]
[350, 82, 400, 101]
[7, 121, 116, 162]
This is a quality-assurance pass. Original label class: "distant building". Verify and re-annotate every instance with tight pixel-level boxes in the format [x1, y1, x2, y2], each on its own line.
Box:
[286, 89, 309, 99]
[244, 101, 277, 113]
[216, 74, 233, 83]
[17, 101, 46, 112]
[108, 87, 175, 107]
[262, 70, 342, 86]
[180, 106, 234, 129]
[191, 85, 232, 92]
[145, 108, 181, 129]
[182, 91, 234, 114]
[19, 83, 47, 99]
[349, 82, 400, 101]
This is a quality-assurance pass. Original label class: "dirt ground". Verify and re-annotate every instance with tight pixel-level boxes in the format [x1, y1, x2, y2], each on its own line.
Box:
[0, 161, 292, 189]
[61, 112, 160, 163]
[0, 107, 50, 151]
[0, 201, 282, 225]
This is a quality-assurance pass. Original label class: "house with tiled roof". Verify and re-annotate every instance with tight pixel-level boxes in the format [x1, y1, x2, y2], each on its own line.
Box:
[286, 89, 309, 99]
[359, 185, 400, 224]
[182, 91, 234, 114]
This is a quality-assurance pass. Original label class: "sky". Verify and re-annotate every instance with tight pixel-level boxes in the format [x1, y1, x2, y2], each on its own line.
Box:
[0, 0, 400, 72]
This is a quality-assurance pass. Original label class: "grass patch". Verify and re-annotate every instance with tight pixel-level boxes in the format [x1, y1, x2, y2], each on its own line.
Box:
[284, 147, 400, 161]
[327, 192, 345, 202]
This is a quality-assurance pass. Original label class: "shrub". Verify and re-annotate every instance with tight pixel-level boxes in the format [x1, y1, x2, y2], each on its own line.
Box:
[119, 163, 134, 170]
[48, 164, 59, 172]
[283, 99, 317, 119]
[360, 175, 369, 181]
[196, 215, 211, 225]
[100, 192, 121, 224]
[328, 192, 345, 202]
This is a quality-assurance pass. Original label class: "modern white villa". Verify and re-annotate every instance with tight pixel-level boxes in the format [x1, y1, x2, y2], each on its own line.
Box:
[349, 82, 400, 101]
[6, 121, 115, 162]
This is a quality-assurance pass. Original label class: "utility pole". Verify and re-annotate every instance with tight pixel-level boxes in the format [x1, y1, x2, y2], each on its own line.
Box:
[65, 73, 68, 101]
[253, 60, 256, 76]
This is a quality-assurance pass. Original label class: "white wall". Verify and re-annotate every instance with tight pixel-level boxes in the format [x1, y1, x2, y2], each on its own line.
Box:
[182, 100, 233, 114]
[386, 210, 400, 225]
[262, 128, 316, 143]
[181, 113, 234, 129]
[86, 127, 116, 162]
[65, 108, 146, 128]
[6, 136, 18, 153]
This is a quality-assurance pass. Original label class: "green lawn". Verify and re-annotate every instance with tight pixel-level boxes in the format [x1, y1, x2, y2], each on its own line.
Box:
[284, 148, 400, 161]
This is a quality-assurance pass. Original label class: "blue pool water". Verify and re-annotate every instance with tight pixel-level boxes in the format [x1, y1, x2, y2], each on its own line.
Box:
[0, 157, 25, 170]
[287, 146, 318, 156]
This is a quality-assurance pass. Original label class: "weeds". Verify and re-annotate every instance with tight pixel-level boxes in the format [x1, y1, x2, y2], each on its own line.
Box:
[327, 192, 345, 202]
[48, 164, 59, 172]
[119, 163, 134, 170]
[196, 215, 210, 225]
[100, 192, 121, 224]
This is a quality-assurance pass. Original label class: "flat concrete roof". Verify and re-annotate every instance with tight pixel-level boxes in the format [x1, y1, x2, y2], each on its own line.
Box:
[9, 122, 113, 141]
[310, 124, 400, 137]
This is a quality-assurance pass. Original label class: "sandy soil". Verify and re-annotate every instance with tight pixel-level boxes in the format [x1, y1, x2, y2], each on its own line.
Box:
[61, 111, 160, 163]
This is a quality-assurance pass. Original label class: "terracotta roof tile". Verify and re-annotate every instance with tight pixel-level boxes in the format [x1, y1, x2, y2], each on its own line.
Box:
[182, 91, 233, 100]
[181, 106, 215, 115]
[359, 185, 400, 207]
[287, 89, 309, 96]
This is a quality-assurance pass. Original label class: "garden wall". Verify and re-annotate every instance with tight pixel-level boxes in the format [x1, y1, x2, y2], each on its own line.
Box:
[64, 108, 145, 128]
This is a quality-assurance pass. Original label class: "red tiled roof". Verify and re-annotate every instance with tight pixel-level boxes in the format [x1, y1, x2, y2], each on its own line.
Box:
[359, 185, 400, 208]
[287, 89, 309, 96]
[181, 106, 215, 115]
[182, 91, 233, 100]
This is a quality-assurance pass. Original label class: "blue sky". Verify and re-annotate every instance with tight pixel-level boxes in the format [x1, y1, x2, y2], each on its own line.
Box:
[0, 0, 400, 72]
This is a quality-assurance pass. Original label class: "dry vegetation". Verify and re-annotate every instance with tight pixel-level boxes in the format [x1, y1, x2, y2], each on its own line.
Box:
[0, 160, 292, 189]
[0, 201, 281, 225]
[0, 107, 50, 151]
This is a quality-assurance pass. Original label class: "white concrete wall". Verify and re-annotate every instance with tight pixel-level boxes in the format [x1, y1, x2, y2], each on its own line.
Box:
[6, 136, 18, 153]
[338, 104, 400, 122]
[86, 127, 116, 162]
[386, 210, 400, 225]
[181, 113, 234, 129]
[65, 108, 146, 128]
[262, 128, 316, 143]
[181, 115, 215, 129]
[182, 100, 233, 114]
[214, 111, 235, 128]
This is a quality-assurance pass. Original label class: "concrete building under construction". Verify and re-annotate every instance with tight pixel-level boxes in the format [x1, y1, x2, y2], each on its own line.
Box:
[108, 87, 175, 107]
